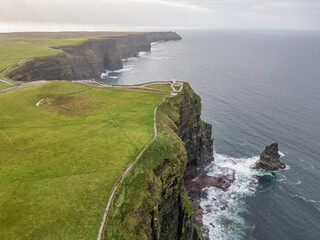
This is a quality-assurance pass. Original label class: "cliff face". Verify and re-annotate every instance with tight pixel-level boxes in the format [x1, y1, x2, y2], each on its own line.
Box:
[104, 83, 212, 240]
[177, 86, 214, 166]
[144, 32, 182, 42]
[6, 32, 181, 82]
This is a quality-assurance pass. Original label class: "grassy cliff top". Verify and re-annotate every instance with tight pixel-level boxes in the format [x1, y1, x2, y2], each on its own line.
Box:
[0, 32, 140, 73]
[0, 81, 168, 239]
[0, 81, 11, 90]
[104, 83, 201, 239]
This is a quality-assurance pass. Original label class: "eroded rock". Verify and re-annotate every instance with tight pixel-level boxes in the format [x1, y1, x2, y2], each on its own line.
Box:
[256, 142, 286, 171]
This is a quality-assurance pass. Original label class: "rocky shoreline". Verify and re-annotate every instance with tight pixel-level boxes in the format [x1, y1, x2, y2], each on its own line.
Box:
[184, 142, 286, 239]
[184, 158, 236, 231]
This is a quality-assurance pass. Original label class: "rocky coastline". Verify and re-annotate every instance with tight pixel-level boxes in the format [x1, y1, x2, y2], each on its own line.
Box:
[6, 32, 181, 82]
[173, 83, 237, 236]
[184, 162, 236, 229]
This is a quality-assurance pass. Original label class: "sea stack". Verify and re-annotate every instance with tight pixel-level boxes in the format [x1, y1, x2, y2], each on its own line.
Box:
[257, 142, 286, 171]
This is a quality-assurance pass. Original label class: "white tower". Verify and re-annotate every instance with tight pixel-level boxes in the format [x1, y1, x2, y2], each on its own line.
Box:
[172, 77, 176, 84]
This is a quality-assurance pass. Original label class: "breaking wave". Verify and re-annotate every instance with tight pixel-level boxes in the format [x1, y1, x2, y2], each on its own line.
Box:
[201, 152, 272, 240]
[138, 51, 150, 57]
[101, 65, 134, 79]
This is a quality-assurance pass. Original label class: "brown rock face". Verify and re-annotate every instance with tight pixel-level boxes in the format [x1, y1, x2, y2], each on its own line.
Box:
[257, 142, 286, 171]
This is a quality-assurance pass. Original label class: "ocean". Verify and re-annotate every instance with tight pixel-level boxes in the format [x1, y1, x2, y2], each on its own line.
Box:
[100, 30, 320, 240]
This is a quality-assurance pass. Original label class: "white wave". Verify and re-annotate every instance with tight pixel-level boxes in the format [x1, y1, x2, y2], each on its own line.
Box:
[101, 65, 134, 78]
[279, 151, 286, 157]
[138, 51, 150, 57]
[148, 56, 172, 60]
[126, 57, 138, 61]
[281, 175, 301, 185]
[112, 69, 128, 73]
[290, 194, 318, 203]
[201, 152, 265, 240]
[100, 71, 109, 78]
[278, 174, 287, 182]
[283, 164, 291, 170]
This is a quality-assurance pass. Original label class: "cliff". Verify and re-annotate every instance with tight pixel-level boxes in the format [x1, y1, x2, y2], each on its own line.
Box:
[176, 85, 214, 166]
[6, 32, 181, 82]
[103, 83, 213, 240]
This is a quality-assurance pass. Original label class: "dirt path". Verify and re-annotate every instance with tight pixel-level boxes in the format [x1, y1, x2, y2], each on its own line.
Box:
[96, 82, 183, 240]
[73, 80, 179, 92]
[0, 69, 184, 240]
[0, 80, 47, 93]
[0, 58, 28, 85]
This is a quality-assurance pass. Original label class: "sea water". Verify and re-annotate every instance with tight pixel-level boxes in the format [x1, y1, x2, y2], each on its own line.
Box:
[100, 30, 320, 240]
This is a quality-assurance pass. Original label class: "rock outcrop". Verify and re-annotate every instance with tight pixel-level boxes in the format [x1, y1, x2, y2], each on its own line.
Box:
[6, 32, 181, 82]
[256, 142, 286, 171]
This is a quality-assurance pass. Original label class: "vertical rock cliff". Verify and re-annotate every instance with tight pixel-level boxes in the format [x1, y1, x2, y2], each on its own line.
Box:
[103, 83, 213, 240]
[177, 86, 214, 166]
[6, 32, 181, 82]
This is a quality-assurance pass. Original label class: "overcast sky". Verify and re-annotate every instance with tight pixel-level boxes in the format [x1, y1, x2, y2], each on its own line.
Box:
[1, 0, 320, 32]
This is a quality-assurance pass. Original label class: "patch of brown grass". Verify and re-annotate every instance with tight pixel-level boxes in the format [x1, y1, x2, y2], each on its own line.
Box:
[41, 95, 101, 117]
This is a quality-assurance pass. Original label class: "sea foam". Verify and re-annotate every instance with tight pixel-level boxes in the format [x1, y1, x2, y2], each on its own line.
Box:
[201, 152, 267, 240]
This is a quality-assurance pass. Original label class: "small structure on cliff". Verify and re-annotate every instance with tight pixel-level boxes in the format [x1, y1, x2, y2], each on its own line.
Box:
[256, 142, 286, 171]
[172, 77, 176, 84]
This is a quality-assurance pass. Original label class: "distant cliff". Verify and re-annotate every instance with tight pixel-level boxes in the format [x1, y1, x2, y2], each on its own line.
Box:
[6, 32, 181, 82]
[103, 83, 212, 240]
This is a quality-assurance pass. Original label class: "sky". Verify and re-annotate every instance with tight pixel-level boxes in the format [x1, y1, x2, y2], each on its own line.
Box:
[0, 0, 320, 32]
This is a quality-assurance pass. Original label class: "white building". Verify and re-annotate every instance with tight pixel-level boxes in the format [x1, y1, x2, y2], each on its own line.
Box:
[172, 77, 176, 84]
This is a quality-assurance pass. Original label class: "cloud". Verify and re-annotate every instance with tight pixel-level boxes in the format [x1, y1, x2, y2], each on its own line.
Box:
[0, 0, 319, 31]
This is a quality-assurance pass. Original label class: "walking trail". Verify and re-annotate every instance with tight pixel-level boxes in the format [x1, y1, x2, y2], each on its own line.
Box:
[0, 58, 28, 85]
[0, 70, 183, 240]
[96, 80, 183, 240]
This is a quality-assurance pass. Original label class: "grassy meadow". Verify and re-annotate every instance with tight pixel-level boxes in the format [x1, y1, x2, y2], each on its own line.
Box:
[0, 32, 133, 73]
[0, 81, 167, 239]
[0, 81, 11, 90]
[145, 83, 173, 91]
[173, 85, 181, 91]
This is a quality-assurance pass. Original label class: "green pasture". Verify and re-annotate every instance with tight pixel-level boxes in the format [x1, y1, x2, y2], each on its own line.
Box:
[0, 81, 11, 90]
[0, 32, 133, 73]
[0, 81, 167, 239]
[145, 83, 172, 91]
[173, 85, 180, 91]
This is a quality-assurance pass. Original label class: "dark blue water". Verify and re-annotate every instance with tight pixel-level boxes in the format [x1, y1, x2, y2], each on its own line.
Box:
[100, 30, 320, 240]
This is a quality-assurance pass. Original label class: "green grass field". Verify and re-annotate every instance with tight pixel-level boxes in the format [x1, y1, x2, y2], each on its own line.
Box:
[145, 83, 172, 91]
[0, 81, 11, 90]
[0, 32, 134, 73]
[173, 85, 180, 91]
[0, 81, 167, 239]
